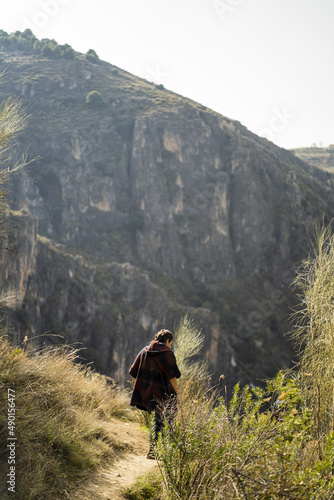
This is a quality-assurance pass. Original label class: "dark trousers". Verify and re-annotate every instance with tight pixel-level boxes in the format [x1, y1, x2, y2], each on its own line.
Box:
[151, 397, 177, 444]
[153, 409, 164, 442]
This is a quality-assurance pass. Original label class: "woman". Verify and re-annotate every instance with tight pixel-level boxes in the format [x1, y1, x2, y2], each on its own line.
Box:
[129, 329, 181, 459]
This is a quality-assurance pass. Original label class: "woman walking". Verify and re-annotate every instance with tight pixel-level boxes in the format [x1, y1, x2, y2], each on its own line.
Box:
[129, 329, 181, 459]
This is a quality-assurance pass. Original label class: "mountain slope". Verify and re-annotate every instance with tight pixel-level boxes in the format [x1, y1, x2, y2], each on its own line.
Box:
[1, 31, 333, 388]
[293, 146, 334, 171]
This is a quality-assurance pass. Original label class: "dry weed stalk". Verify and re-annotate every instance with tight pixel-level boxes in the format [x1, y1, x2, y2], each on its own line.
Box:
[292, 223, 334, 436]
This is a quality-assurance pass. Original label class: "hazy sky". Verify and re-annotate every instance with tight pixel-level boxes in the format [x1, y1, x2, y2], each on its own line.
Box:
[2, 0, 333, 150]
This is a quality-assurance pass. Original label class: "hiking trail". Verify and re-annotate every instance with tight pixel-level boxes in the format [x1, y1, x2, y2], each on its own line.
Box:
[69, 420, 158, 500]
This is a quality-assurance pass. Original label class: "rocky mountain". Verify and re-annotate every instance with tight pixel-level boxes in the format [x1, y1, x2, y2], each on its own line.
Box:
[0, 31, 333, 389]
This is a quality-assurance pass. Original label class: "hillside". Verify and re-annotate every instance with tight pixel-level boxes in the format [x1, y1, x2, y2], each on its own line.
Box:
[0, 30, 334, 389]
[0, 335, 141, 499]
[292, 146, 334, 171]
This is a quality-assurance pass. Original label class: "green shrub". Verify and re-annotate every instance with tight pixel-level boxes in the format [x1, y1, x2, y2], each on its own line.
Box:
[51, 44, 62, 58]
[85, 48, 99, 63]
[85, 90, 105, 109]
[41, 44, 53, 58]
[64, 46, 75, 59]
[0, 30, 76, 61]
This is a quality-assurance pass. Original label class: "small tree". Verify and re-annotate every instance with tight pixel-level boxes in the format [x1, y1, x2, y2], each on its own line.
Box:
[63, 46, 75, 60]
[41, 44, 53, 58]
[33, 39, 42, 53]
[85, 48, 99, 63]
[85, 90, 105, 109]
[21, 29, 35, 39]
[51, 44, 62, 59]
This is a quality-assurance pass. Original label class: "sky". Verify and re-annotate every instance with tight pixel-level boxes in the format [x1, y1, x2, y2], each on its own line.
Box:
[1, 0, 333, 150]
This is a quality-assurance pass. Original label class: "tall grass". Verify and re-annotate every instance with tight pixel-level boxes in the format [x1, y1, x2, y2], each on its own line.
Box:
[125, 469, 163, 500]
[0, 98, 27, 165]
[291, 223, 334, 436]
[0, 337, 133, 499]
[173, 315, 211, 396]
[126, 310, 334, 499]
[0, 98, 27, 263]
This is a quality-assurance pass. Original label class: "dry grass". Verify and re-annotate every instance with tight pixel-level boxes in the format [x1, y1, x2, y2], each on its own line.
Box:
[125, 468, 162, 500]
[0, 336, 134, 499]
[0, 98, 27, 163]
[291, 222, 334, 435]
[173, 315, 211, 395]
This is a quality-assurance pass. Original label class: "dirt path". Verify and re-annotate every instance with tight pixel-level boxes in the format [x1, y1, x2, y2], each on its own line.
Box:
[70, 420, 158, 500]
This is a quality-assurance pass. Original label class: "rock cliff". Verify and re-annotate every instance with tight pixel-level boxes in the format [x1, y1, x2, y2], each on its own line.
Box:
[1, 36, 333, 388]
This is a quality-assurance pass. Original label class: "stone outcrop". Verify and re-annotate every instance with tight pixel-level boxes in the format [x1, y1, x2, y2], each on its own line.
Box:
[0, 49, 333, 388]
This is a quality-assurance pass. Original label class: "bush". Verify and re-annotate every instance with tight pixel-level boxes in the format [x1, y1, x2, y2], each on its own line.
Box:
[51, 44, 62, 58]
[41, 44, 53, 58]
[0, 30, 77, 61]
[33, 39, 42, 52]
[85, 48, 99, 63]
[85, 90, 105, 109]
[64, 46, 75, 59]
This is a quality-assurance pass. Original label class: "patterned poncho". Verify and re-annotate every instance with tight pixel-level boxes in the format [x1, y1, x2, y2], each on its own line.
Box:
[129, 341, 181, 411]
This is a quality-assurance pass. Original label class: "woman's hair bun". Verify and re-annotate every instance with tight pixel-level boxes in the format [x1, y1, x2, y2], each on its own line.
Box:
[154, 329, 173, 344]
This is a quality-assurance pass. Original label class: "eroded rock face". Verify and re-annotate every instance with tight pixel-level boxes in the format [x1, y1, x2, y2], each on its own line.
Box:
[1, 52, 333, 388]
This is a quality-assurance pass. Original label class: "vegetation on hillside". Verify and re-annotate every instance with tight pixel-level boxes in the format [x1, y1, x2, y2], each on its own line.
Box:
[293, 146, 334, 171]
[86, 90, 105, 108]
[0, 29, 100, 63]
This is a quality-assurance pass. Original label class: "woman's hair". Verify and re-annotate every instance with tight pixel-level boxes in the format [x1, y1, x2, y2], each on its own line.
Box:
[154, 329, 173, 344]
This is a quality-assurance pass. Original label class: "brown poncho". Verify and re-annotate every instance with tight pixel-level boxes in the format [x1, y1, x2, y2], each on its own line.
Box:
[129, 341, 181, 412]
